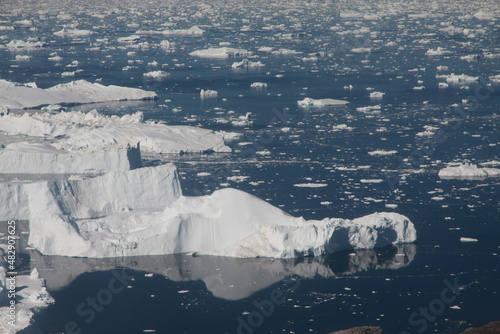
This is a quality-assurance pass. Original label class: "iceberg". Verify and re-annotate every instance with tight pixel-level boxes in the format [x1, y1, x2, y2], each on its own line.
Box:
[0, 79, 157, 109]
[438, 163, 500, 179]
[143, 70, 170, 80]
[162, 25, 204, 36]
[297, 97, 349, 107]
[7, 161, 416, 258]
[231, 59, 265, 69]
[189, 47, 252, 58]
[200, 89, 218, 99]
[0, 110, 231, 154]
[0, 142, 141, 174]
[5, 39, 46, 50]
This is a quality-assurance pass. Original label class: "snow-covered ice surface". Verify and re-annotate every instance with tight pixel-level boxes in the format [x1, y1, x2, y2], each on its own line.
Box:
[0, 0, 499, 332]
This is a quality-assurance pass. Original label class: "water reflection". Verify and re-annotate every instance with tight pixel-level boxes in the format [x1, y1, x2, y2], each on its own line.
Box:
[30, 243, 415, 301]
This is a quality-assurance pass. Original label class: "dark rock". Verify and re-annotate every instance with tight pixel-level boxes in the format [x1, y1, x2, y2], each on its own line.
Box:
[329, 326, 385, 334]
[461, 321, 500, 334]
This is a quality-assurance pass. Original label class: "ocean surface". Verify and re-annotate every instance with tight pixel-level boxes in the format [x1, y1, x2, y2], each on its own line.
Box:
[0, 0, 499, 333]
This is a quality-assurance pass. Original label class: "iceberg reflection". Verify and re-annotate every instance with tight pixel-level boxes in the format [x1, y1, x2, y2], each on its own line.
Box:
[30, 243, 415, 301]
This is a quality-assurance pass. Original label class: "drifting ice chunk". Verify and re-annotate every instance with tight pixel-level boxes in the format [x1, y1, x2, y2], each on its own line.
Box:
[6, 39, 46, 49]
[438, 163, 500, 179]
[444, 73, 479, 85]
[143, 71, 170, 80]
[368, 150, 398, 156]
[0, 142, 141, 173]
[190, 47, 252, 58]
[297, 97, 349, 107]
[250, 82, 267, 88]
[200, 89, 218, 99]
[54, 28, 94, 37]
[425, 47, 449, 56]
[231, 59, 265, 69]
[369, 91, 385, 99]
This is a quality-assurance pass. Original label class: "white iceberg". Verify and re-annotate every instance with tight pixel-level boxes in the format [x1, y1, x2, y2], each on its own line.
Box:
[443, 73, 479, 85]
[250, 82, 267, 88]
[190, 47, 252, 58]
[54, 28, 94, 37]
[0, 79, 157, 109]
[231, 59, 265, 69]
[297, 97, 349, 107]
[5, 39, 46, 50]
[162, 25, 204, 36]
[143, 70, 170, 80]
[200, 89, 218, 99]
[438, 163, 500, 179]
[369, 91, 385, 98]
[0, 142, 141, 174]
[0, 110, 230, 154]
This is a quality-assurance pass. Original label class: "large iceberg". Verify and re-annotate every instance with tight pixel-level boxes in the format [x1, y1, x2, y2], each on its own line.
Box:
[0, 110, 231, 153]
[0, 79, 157, 109]
[0, 163, 416, 258]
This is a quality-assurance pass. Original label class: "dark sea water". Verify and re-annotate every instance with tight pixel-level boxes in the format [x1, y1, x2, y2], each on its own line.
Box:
[0, 0, 498, 333]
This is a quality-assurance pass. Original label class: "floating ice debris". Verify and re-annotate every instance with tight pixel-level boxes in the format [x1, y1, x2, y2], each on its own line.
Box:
[442, 73, 479, 85]
[360, 179, 384, 183]
[54, 28, 94, 37]
[143, 70, 170, 80]
[332, 124, 354, 131]
[297, 97, 349, 107]
[6, 39, 46, 49]
[460, 237, 478, 242]
[200, 89, 218, 98]
[250, 82, 267, 88]
[438, 163, 500, 179]
[190, 47, 252, 58]
[368, 150, 398, 156]
[425, 47, 449, 56]
[369, 91, 385, 99]
[231, 59, 265, 69]
[293, 183, 328, 188]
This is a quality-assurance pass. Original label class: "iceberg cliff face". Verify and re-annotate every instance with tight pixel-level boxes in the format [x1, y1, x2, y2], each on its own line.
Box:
[15, 165, 415, 258]
[0, 142, 141, 173]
